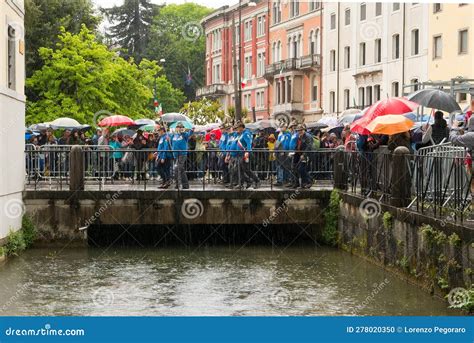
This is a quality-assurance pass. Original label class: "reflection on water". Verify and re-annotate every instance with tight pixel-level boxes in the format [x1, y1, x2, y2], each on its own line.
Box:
[0, 247, 458, 316]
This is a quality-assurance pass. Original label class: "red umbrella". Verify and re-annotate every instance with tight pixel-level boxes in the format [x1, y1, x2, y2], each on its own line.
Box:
[205, 128, 222, 141]
[350, 98, 419, 135]
[98, 115, 135, 127]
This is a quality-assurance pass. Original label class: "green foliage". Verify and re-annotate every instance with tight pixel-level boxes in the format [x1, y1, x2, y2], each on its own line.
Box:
[0, 246, 5, 259]
[322, 190, 341, 247]
[382, 212, 393, 230]
[448, 233, 461, 247]
[22, 216, 38, 248]
[5, 230, 27, 257]
[227, 106, 249, 121]
[147, 3, 213, 99]
[26, 26, 184, 125]
[102, 0, 159, 62]
[437, 277, 449, 290]
[181, 98, 225, 125]
[420, 224, 447, 249]
[25, 0, 101, 79]
[398, 255, 409, 272]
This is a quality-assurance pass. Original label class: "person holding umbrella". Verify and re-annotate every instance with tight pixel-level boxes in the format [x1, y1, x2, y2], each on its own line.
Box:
[218, 124, 230, 184]
[171, 121, 193, 189]
[156, 127, 172, 189]
[292, 124, 313, 189]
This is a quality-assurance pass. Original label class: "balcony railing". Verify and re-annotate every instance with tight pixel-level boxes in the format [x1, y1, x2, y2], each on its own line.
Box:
[196, 84, 227, 98]
[264, 54, 321, 79]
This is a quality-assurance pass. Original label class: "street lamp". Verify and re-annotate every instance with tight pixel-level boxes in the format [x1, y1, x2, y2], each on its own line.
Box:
[234, 1, 256, 122]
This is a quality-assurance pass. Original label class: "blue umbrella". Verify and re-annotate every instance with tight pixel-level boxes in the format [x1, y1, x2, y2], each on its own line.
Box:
[403, 113, 433, 123]
[170, 121, 193, 130]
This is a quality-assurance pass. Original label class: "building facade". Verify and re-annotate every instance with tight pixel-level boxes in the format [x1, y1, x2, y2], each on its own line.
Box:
[0, 0, 25, 241]
[198, 0, 271, 120]
[428, 3, 474, 107]
[265, 0, 323, 122]
[322, 2, 429, 116]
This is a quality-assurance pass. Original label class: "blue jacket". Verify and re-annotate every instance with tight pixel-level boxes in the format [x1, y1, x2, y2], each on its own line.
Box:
[231, 129, 253, 157]
[289, 132, 298, 150]
[277, 131, 291, 151]
[226, 132, 237, 153]
[157, 134, 172, 159]
[109, 141, 123, 159]
[171, 131, 192, 157]
[219, 132, 229, 152]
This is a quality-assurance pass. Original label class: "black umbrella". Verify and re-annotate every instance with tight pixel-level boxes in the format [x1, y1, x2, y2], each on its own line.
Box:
[407, 88, 461, 113]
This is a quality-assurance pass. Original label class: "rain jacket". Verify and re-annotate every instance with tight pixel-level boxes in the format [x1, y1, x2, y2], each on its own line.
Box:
[171, 131, 193, 157]
[289, 132, 298, 150]
[230, 129, 252, 157]
[157, 134, 172, 160]
[276, 131, 291, 151]
[219, 132, 229, 152]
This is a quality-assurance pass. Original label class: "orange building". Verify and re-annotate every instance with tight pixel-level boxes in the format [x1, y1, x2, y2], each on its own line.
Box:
[265, 1, 323, 122]
[198, 1, 271, 120]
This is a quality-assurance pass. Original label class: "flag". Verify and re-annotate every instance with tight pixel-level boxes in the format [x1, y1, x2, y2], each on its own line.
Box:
[241, 78, 247, 89]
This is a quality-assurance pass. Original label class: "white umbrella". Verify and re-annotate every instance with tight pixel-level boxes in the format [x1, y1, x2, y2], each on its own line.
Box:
[341, 108, 362, 117]
[49, 117, 82, 129]
[317, 116, 339, 127]
[134, 118, 155, 126]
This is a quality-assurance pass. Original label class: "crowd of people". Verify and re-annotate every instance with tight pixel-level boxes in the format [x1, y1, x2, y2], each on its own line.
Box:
[26, 102, 474, 190]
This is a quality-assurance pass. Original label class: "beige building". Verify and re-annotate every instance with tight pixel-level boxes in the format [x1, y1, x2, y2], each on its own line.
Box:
[428, 3, 474, 106]
[0, 0, 26, 242]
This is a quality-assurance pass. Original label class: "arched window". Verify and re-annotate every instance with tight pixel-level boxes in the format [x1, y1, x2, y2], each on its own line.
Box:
[315, 28, 320, 54]
[272, 42, 276, 63]
[277, 41, 282, 61]
[309, 30, 315, 55]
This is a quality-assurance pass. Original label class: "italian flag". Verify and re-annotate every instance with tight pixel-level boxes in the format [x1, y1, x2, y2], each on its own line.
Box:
[241, 78, 248, 89]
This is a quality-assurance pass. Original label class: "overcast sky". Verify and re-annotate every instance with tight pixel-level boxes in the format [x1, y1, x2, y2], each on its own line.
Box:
[93, 0, 233, 10]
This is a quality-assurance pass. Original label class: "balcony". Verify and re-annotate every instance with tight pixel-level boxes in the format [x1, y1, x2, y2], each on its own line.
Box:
[299, 54, 321, 71]
[196, 84, 227, 98]
[264, 55, 321, 79]
[272, 102, 304, 114]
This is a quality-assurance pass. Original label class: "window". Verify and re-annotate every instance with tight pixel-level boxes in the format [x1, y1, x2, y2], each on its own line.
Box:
[458, 92, 467, 102]
[256, 91, 265, 109]
[312, 76, 318, 101]
[282, 78, 286, 103]
[344, 46, 350, 69]
[244, 56, 252, 78]
[257, 16, 266, 37]
[273, 1, 282, 24]
[392, 34, 400, 59]
[375, 2, 382, 16]
[358, 87, 365, 108]
[287, 77, 292, 102]
[433, 35, 442, 58]
[374, 85, 381, 102]
[392, 82, 399, 97]
[360, 3, 366, 21]
[375, 38, 382, 63]
[310, 1, 321, 11]
[393, 3, 400, 11]
[235, 25, 240, 44]
[359, 42, 366, 66]
[411, 78, 419, 92]
[330, 50, 336, 71]
[330, 13, 336, 30]
[212, 64, 221, 83]
[412, 29, 419, 56]
[277, 41, 282, 61]
[7, 25, 16, 90]
[344, 89, 350, 110]
[433, 3, 442, 13]
[244, 20, 252, 41]
[276, 81, 281, 104]
[345, 9, 351, 26]
[329, 91, 336, 113]
[290, 0, 299, 18]
[366, 86, 372, 105]
[257, 52, 265, 77]
[459, 29, 468, 54]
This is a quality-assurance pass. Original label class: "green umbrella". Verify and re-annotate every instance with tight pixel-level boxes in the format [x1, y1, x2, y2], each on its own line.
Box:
[170, 121, 193, 129]
[140, 124, 157, 132]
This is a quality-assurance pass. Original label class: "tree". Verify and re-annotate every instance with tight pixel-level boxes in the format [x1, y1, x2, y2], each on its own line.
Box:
[25, 0, 101, 78]
[181, 98, 225, 125]
[26, 26, 185, 126]
[146, 3, 213, 101]
[102, 0, 159, 62]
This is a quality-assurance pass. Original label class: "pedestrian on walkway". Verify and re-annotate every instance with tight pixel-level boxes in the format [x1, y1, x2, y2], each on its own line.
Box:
[171, 121, 193, 189]
[156, 127, 172, 189]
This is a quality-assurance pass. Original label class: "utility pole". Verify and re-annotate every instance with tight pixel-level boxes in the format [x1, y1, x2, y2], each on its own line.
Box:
[232, 14, 241, 122]
[236, 0, 243, 122]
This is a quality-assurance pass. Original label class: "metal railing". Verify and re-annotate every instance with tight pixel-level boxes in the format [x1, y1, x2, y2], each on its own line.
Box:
[25, 147, 336, 191]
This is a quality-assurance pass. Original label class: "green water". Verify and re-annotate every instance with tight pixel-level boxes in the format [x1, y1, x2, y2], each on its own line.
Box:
[0, 246, 458, 316]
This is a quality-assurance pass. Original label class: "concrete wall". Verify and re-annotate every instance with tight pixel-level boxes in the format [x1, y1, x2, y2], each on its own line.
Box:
[23, 190, 330, 243]
[0, 0, 26, 242]
[338, 192, 473, 297]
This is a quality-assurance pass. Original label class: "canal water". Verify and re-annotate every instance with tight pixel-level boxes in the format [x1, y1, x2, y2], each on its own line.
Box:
[0, 246, 458, 316]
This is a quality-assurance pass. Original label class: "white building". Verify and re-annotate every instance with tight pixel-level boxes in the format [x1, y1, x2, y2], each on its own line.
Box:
[322, 2, 429, 116]
[0, 0, 26, 242]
